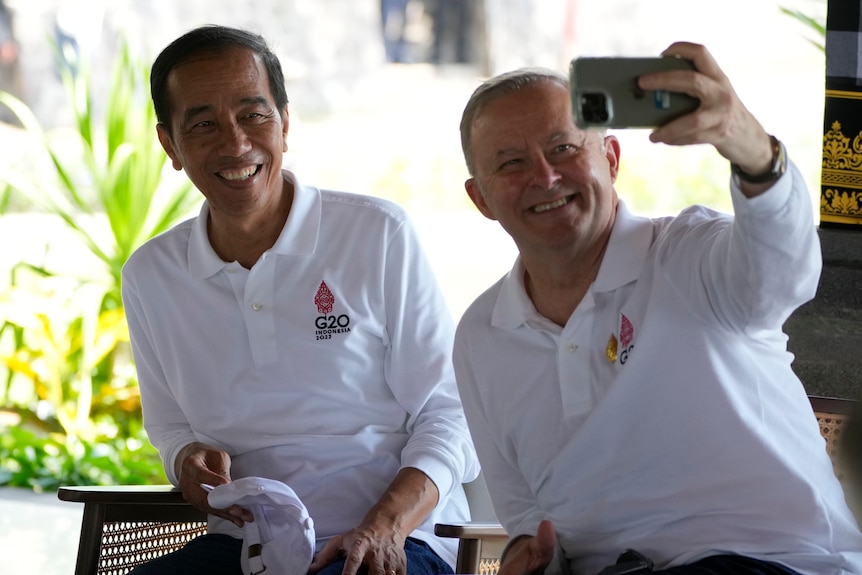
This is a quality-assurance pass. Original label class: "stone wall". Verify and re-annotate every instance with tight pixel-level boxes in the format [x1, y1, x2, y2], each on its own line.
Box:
[787, 228, 862, 400]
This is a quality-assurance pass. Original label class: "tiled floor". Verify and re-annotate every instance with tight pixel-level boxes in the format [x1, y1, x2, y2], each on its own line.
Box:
[0, 487, 82, 574]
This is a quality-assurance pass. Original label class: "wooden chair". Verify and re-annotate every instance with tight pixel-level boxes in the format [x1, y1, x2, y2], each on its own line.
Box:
[57, 476, 500, 575]
[435, 471, 507, 574]
[809, 395, 855, 482]
[58, 395, 855, 575]
[809, 395, 857, 508]
[57, 485, 206, 575]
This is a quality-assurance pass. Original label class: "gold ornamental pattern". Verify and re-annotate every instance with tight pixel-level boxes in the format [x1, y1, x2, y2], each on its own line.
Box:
[821, 120, 862, 224]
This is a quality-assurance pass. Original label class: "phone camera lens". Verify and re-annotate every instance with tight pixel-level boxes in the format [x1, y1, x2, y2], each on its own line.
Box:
[580, 93, 609, 124]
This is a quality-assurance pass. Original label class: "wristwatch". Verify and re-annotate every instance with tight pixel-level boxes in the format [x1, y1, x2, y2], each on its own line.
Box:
[730, 135, 787, 184]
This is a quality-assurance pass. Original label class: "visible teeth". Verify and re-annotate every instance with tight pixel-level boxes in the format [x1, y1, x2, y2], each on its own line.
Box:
[533, 197, 569, 213]
[220, 166, 258, 181]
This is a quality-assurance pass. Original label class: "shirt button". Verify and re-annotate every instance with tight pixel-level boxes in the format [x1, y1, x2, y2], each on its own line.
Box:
[251, 303, 262, 311]
[567, 343, 578, 353]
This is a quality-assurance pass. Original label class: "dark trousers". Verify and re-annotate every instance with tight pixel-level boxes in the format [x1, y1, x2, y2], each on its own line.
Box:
[127, 534, 453, 575]
[651, 554, 803, 575]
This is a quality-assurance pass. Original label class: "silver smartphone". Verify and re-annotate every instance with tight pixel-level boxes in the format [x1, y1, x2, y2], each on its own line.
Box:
[569, 56, 700, 129]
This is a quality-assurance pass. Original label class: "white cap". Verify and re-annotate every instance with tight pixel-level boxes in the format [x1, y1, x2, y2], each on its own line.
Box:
[208, 477, 315, 575]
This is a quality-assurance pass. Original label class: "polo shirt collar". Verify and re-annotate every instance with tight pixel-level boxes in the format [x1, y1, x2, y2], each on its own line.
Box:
[188, 169, 322, 279]
[491, 200, 654, 329]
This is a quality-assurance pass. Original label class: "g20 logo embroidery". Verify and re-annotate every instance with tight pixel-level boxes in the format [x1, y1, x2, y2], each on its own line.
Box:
[618, 312, 634, 365]
[313, 281, 351, 340]
[619, 344, 635, 365]
[606, 313, 635, 365]
[315, 315, 350, 329]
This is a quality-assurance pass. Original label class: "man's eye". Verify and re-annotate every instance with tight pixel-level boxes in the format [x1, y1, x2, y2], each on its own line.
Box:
[244, 111, 272, 121]
[191, 120, 214, 130]
[498, 158, 522, 170]
[554, 143, 576, 154]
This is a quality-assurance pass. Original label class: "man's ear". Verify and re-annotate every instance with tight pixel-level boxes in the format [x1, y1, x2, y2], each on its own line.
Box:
[604, 134, 621, 183]
[156, 124, 183, 171]
[281, 107, 289, 153]
[465, 178, 497, 221]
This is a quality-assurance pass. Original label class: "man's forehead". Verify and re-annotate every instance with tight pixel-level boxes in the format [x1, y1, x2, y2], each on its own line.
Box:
[167, 51, 270, 107]
[475, 84, 571, 124]
[472, 109, 587, 147]
[173, 45, 259, 69]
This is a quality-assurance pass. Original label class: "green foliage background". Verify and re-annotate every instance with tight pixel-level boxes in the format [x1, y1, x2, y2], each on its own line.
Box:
[0, 43, 199, 491]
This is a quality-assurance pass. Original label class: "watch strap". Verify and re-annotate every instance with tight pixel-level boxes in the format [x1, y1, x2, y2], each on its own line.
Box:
[730, 135, 787, 184]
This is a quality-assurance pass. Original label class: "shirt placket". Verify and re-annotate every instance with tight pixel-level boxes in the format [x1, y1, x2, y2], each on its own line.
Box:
[226, 255, 278, 366]
[558, 299, 598, 419]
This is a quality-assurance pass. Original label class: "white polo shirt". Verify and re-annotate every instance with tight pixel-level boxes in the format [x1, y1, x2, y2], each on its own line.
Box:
[454, 163, 862, 575]
[122, 170, 479, 565]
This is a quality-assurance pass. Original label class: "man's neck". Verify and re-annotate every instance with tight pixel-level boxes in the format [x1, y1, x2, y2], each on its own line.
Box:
[208, 181, 294, 269]
[522, 239, 610, 327]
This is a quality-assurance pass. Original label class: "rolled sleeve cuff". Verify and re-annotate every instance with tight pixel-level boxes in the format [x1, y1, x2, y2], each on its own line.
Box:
[401, 453, 457, 500]
[730, 159, 797, 215]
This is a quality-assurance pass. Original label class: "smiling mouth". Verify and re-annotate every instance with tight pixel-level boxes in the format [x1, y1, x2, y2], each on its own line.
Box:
[218, 165, 262, 181]
[532, 195, 574, 213]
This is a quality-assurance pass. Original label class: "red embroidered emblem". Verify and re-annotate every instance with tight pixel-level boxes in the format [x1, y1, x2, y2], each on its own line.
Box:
[314, 281, 335, 314]
[620, 313, 634, 348]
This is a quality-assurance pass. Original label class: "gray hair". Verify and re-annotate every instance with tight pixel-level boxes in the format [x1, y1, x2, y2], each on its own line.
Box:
[460, 67, 569, 177]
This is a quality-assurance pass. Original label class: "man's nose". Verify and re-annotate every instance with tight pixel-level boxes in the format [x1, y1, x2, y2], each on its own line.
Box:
[219, 122, 252, 155]
[529, 156, 562, 190]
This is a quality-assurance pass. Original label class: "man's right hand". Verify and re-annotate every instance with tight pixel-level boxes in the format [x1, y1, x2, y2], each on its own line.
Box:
[175, 441, 253, 527]
[498, 520, 558, 575]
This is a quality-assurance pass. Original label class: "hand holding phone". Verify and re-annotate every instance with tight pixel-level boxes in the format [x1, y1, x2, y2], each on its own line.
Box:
[569, 56, 700, 129]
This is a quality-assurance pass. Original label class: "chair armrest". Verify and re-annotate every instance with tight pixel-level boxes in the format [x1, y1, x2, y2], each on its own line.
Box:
[435, 521, 508, 539]
[809, 395, 856, 416]
[58, 484, 187, 503]
[58, 485, 207, 575]
[58, 484, 206, 522]
[436, 521, 508, 574]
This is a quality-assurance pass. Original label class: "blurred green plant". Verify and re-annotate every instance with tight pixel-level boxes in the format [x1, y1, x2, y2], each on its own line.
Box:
[0, 181, 10, 214]
[0, 41, 199, 489]
[780, 2, 826, 52]
[0, 42, 198, 309]
[0, 418, 161, 492]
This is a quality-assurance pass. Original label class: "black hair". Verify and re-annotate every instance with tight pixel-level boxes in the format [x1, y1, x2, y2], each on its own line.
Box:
[150, 25, 288, 133]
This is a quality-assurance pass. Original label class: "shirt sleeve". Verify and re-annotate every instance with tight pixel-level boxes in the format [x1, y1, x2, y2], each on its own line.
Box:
[453, 319, 546, 539]
[381, 217, 480, 500]
[122, 263, 197, 486]
[657, 159, 821, 334]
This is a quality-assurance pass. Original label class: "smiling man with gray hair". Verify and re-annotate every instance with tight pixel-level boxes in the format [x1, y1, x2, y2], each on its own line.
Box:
[454, 42, 862, 575]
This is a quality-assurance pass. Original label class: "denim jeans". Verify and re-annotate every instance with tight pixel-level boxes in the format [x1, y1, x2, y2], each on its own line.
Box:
[127, 534, 453, 575]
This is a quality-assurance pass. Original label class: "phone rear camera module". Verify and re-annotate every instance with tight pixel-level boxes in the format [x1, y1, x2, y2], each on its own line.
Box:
[580, 92, 610, 124]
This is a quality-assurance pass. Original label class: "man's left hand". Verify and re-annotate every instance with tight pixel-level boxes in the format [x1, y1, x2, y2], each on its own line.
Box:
[308, 467, 437, 575]
[637, 41, 774, 179]
[309, 521, 407, 575]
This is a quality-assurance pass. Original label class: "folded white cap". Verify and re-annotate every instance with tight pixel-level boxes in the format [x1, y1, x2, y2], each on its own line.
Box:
[208, 477, 315, 575]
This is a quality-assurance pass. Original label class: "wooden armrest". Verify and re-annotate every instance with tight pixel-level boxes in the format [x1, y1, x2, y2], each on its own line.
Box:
[59, 484, 187, 504]
[436, 522, 508, 574]
[810, 395, 856, 416]
[58, 484, 206, 522]
[435, 521, 508, 539]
